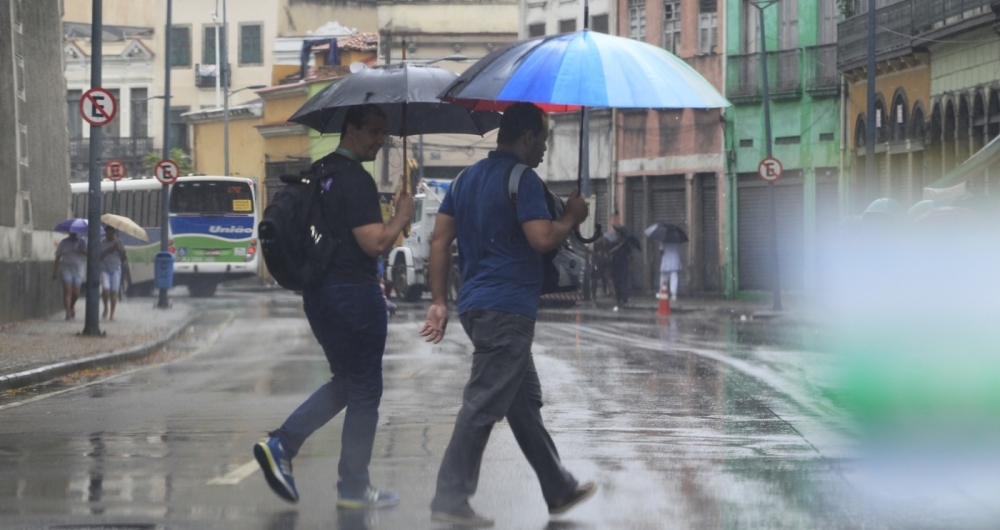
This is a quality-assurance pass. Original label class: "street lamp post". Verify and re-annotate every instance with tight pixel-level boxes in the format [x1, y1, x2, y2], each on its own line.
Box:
[416, 54, 468, 182]
[223, 85, 266, 175]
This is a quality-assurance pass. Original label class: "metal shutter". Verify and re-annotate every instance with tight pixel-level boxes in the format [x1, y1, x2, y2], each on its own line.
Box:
[626, 178, 646, 291]
[737, 173, 805, 291]
[701, 176, 720, 292]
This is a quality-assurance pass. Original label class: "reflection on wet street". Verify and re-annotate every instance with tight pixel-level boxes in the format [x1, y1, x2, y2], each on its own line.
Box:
[0, 290, 978, 529]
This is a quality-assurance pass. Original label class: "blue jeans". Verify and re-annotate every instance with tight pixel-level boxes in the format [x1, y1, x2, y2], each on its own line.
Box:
[270, 278, 387, 496]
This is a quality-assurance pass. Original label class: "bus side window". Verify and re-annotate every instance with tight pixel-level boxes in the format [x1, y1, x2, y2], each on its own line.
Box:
[72, 194, 85, 219]
[132, 191, 143, 227]
[102, 191, 111, 214]
[149, 190, 160, 227]
[120, 191, 131, 220]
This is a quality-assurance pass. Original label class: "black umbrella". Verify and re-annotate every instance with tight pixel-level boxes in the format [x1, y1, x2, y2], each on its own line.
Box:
[612, 224, 642, 251]
[644, 222, 688, 244]
[290, 63, 501, 137]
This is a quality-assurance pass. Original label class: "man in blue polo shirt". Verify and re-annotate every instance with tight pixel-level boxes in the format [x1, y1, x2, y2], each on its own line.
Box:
[420, 103, 597, 527]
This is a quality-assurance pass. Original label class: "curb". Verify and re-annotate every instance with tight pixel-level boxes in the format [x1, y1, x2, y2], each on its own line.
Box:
[0, 309, 202, 392]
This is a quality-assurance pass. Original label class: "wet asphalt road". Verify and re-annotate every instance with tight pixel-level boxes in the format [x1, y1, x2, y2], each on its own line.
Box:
[0, 289, 875, 530]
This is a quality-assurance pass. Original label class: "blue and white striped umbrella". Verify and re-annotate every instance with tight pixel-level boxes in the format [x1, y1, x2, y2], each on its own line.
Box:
[441, 30, 730, 112]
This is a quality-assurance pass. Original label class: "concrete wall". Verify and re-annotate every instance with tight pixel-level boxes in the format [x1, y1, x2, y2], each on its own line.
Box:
[190, 116, 265, 180]
[1, 0, 73, 323]
[280, 0, 378, 36]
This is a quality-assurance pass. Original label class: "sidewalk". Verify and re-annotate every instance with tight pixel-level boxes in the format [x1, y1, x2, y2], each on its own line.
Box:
[0, 296, 199, 391]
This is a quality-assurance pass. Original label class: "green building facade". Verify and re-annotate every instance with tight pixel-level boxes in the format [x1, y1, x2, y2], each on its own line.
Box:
[723, 0, 843, 298]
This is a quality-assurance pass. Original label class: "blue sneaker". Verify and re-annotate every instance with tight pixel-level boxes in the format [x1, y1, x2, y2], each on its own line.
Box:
[253, 437, 299, 503]
[336, 485, 400, 509]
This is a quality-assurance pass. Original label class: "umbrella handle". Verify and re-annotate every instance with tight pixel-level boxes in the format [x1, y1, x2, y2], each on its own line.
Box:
[576, 223, 602, 244]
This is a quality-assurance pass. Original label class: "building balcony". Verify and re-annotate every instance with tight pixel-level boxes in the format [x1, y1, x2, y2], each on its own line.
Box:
[69, 136, 154, 162]
[837, 0, 914, 72]
[912, 0, 993, 37]
[195, 63, 231, 88]
[804, 44, 840, 96]
[726, 49, 801, 104]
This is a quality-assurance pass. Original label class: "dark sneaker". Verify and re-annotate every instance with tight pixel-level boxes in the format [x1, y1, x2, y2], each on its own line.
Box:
[337, 486, 400, 509]
[253, 437, 299, 503]
[548, 481, 598, 515]
[431, 504, 495, 528]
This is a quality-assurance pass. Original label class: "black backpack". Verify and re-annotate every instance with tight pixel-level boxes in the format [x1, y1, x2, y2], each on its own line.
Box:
[505, 164, 585, 294]
[258, 158, 350, 291]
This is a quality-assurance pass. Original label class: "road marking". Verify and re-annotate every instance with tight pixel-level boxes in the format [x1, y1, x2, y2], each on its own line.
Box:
[208, 460, 260, 485]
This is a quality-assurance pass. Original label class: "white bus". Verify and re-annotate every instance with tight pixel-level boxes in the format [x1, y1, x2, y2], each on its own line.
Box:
[70, 176, 260, 297]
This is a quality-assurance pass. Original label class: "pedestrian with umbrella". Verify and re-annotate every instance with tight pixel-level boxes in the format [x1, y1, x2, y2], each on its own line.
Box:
[609, 224, 641, 311]
[254, 64, 498, 510]
[52, 219, 92, 320]
[646, 222, 688, 301]
[99, 225, 126, 320]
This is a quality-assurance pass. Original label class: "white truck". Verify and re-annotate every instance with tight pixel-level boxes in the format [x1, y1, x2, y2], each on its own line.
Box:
[386, 179, 461, 302]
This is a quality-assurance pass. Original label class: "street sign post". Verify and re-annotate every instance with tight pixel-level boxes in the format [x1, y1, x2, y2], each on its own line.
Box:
[154, 159, 180, 185]
[79, 87, 117, 127]
[104, 159, 126, 181]
[104, 159, 126, 214]
[758, 157, 783, 183]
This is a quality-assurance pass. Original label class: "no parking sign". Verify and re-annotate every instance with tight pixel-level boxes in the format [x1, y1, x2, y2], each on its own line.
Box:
[79, 87, 117, 127]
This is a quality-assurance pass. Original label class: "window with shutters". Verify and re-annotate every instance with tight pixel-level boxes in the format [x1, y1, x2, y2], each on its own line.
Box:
[629, 0, 646, 41]
[818, 0, 837, 45]
[240, 23, 263, 65]
[559, 19, 577, 33]
[742, 0, 759, 54]
[131, 88, 148, 138]
[663, 2, 680, 54]
[170, 26, 191, 67]
[67, 90, 83, 139]
[203, 26, 218, 66]
[698, 0, 717, 54]
[528, 23, 546, 37]
[591, 14, 609, 33]
[779, 0, 798, 50]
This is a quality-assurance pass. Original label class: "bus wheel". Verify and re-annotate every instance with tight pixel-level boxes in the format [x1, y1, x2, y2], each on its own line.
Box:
[188, 281, 217, 298]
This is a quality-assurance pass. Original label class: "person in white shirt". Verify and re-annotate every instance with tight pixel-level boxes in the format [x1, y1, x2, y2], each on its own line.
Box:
[658, 241, 682, 301]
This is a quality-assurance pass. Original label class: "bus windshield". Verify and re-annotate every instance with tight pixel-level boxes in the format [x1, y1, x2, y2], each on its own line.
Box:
[170, 180, 254, 215]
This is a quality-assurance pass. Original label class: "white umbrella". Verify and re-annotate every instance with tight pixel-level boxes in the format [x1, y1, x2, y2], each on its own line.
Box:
[101, 213, 148, 242]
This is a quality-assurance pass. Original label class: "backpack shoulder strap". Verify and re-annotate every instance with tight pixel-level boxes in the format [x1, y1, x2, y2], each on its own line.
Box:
[505, 163, 529, 201]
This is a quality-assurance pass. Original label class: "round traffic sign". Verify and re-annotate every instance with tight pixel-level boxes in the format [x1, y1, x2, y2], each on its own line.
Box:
[104, 159, 126, 181]
[79, 87, 118, 127]
[758, 157, 783, 183]
[154, 159, 180, 185]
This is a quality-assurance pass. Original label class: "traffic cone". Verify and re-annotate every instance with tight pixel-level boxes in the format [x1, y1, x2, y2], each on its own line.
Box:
[657, 282, 671, 316]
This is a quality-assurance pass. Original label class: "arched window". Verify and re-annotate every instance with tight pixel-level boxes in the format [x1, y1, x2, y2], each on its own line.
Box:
[891, 90, 908, 142]
[874, 96, 889, 144]
[911, 104, 926, 144]
[855, 114, 866, 149]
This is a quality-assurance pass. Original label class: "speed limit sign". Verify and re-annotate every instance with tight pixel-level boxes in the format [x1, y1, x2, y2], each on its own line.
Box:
[154, 159, 180, 185]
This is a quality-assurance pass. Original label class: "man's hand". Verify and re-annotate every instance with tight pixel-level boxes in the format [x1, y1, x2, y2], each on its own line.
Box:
[565, 190, 589, 225]
[395, 188, 416, 223]
[419, 302, 449, 344]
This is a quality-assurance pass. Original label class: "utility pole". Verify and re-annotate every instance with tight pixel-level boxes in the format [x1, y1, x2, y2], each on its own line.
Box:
[222, 0, 230, 176]
[82, 0, 104, 336]
[754, 0, 782, 311]
[865, 0, 877, 205]
[158, 0, 173, 309]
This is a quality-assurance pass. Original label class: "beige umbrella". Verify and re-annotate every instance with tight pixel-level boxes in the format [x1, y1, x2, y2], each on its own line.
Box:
[100, 213, 148, 242]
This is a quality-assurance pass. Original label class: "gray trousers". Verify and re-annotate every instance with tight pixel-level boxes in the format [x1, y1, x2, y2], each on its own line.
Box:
[431, 309, 577, 512]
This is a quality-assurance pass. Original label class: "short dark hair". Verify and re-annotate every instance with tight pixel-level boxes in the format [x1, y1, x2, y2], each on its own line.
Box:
[104, 226, 116, 233]
[341, 104, 387, 136]
[497, 103, 546, 145]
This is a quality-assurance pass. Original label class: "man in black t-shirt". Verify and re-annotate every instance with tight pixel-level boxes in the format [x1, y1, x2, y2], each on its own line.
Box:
[254, 104, 415, 509]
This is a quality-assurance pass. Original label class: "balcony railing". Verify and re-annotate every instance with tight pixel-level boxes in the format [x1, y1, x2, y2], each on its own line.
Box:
[912, 0, 992, 35]
[837, 0, 913, 70]
[726, 49, 802, 102]
[804, 44, 839, 95]
[69, 137, 154, 162]
[195, 63, 231, 88]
